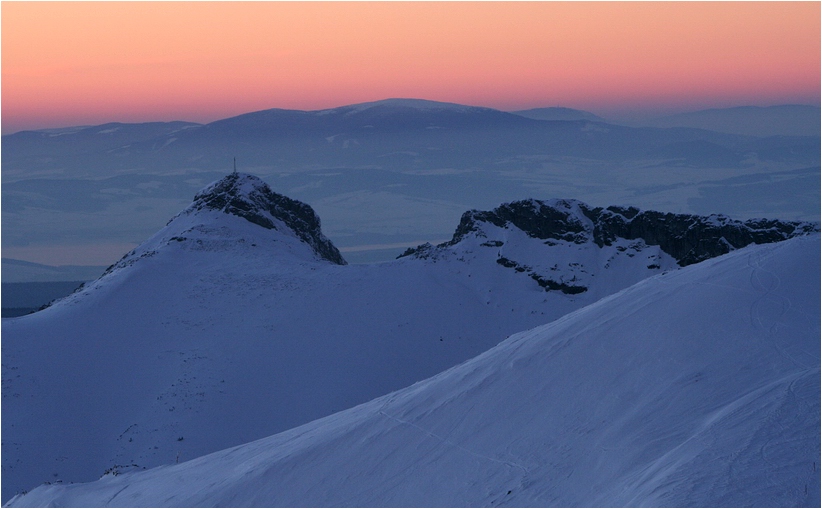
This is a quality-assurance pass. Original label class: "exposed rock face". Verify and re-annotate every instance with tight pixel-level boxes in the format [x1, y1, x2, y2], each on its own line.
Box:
[496, 256, 587, 295]
[403, 198, 819, 267]
[586, 205, 817, 266]
[188, 172, 346, 265]
[448, 199, 591, 245]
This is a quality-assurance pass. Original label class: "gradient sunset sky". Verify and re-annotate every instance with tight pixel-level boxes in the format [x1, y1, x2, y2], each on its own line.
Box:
[2, 1, 820, 134]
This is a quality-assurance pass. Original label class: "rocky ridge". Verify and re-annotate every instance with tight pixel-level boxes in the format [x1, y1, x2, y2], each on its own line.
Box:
[402, 198, 819, 267]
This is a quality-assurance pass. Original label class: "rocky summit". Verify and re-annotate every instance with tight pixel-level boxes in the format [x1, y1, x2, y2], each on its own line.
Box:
[186, 172, 346, 265]
[404, 198, 819, 267]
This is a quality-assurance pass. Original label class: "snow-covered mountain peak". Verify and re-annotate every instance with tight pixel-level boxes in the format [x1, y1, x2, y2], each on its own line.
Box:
[93, 173, 345, 282]
[320, 98, 478, 115]
[177, 172, 345, 265]
[190, 172, 269, 208]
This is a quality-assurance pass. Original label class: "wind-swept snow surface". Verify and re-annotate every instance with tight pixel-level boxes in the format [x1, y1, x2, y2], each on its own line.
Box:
[8, 235, 819, 507]
[2, 174, 817, 503]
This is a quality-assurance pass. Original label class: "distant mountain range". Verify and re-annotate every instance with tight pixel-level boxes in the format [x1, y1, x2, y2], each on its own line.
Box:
[647, 104, 821, 137]
[3, 173, 817, 503]
[1, 259, 107, 283]
[4, 99, 818, 180]
[510, 104, 821, 137]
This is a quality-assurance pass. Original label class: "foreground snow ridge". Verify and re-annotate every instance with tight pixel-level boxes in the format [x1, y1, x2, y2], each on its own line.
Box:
[9, 235, 820, 508]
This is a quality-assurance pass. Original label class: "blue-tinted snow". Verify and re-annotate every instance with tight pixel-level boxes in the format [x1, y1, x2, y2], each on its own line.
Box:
[8, 234, 818, 507]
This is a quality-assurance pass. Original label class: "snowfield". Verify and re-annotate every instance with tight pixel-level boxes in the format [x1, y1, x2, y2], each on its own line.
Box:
[7, 233, 819, 507]
[2, 174, 818, 506]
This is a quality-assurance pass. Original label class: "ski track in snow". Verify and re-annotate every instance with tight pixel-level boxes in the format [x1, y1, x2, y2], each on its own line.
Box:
[104, 485, 130, 506]
[619, 367, 817, 507]
[377, 398, 531, 481]
[748, 249, 810, 370]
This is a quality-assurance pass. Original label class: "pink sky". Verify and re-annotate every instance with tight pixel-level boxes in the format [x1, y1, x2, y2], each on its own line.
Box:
[2, 2, 820, 133]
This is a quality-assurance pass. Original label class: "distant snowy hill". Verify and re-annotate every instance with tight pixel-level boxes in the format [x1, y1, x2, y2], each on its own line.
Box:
[2, 173, 817, 502]
[511, 106, 606, 122]
[8, 234, 819, 507]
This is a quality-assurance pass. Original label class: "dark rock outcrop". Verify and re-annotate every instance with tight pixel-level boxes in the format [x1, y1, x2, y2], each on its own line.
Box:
[448, 199, 590, 246]
[496, 256, 587, 295]
[586, 206, 816, 266]
[402, 198, 818, 267]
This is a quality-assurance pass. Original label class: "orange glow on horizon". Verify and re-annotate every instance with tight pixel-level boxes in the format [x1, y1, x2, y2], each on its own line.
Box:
[2, 2, 819, 132]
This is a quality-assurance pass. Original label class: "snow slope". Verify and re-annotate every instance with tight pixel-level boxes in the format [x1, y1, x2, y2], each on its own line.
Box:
[2, 174, 816, 502]
[9, 234, 819, 507]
